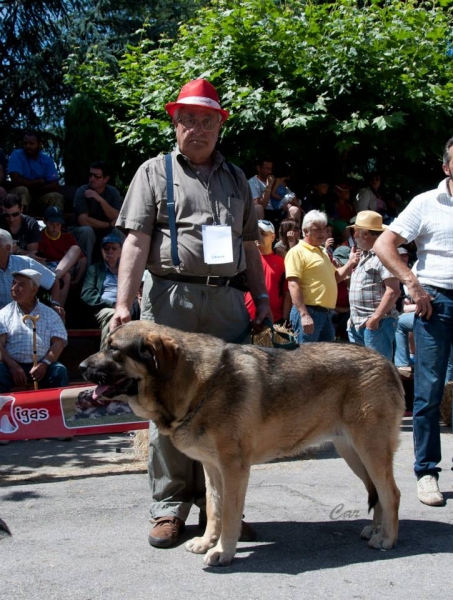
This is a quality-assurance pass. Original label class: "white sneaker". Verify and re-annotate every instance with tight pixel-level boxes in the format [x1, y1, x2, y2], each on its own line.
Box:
[417, 475, 444, 506]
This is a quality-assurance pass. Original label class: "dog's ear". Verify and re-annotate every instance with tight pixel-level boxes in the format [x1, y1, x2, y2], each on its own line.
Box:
[139, 334, 180, 380]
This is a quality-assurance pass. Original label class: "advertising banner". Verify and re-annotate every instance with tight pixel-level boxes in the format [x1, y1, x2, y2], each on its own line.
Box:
[0, 385, 147, 441]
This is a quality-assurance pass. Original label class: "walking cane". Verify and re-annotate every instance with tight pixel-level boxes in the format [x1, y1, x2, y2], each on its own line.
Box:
[22, 314, 40, 391]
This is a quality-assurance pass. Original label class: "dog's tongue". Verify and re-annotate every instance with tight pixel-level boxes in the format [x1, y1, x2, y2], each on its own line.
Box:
[93, 385, 109, 400]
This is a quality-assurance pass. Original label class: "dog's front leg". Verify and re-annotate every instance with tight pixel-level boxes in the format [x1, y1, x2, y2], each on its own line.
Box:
[204, 464, 250, 567]
[185, 463, 222, 555]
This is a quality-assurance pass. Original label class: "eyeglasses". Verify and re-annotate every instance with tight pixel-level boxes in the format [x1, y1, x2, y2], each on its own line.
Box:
[310, 226, 327, 232]
[4, 211, 21, 218]
[89, 172, 103, 179]
[176, 117, 220, 131]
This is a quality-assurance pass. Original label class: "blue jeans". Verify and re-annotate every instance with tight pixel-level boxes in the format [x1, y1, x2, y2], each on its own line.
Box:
[394, 312, 415, 367]
[413, 285, 453, 478]
[0, 361, 69, 393]
[290, 305, 335, 343]
[347, 317, 397, 360]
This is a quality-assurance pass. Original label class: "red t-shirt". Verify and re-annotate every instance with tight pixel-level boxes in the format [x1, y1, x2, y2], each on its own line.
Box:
[38, 230, 81, 262]
[245, 252, 288, 321]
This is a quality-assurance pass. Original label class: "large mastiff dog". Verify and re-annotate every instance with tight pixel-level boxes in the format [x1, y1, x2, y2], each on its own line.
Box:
[80, 321, 404, 566]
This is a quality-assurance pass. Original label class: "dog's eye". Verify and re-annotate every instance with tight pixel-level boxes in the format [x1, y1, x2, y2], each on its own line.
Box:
[108, 347, 122, 360]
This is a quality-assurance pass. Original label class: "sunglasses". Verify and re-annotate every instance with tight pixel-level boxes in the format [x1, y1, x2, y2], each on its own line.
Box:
[4, 211, 21, 218]
[89, 172, 103, 179]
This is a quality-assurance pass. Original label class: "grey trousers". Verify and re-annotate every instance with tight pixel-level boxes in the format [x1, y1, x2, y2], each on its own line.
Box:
[146, 275, 250, 521]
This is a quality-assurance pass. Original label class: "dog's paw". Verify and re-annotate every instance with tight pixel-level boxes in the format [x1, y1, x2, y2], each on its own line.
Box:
[203, 545, 235, 567]
[185, 536, 216, 555]
[367, 532, 395, 551]
[360, 524, 381, 540]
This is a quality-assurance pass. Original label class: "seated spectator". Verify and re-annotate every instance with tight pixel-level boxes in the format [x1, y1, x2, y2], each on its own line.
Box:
[0, 269, 68, 392]
[0, 229, 63, 316]
[274, 218, 301, 258]
[332, 183, 355, 223]
[7, 131, 64, 212]
[323, 221, 335, 260]
[72, 160, 124, 267]
[248, 157, 275, 220]
[331, 245, 351, 340]
[81, 234, 139, 344]
[267, 162, 301, 227]
[244, 220, 291, 324]
[302, 177, 333, 215]
[0, 193, 41, 257]
[38, 207, 86, 307]
[355, 172, 386, 215]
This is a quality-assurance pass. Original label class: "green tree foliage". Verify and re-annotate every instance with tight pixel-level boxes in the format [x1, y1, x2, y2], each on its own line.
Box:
[67, 0, 453, 195]
[63, 94, 118, 186]
[0, 0, 206, 162]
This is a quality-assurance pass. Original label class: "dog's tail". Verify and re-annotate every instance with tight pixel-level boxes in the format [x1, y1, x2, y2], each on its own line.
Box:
[368, 485, 379, 513]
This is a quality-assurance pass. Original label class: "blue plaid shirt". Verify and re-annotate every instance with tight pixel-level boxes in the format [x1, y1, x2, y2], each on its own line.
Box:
[0, 300, 67, 363]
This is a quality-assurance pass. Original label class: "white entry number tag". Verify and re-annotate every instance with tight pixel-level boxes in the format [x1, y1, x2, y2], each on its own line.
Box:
[202, 225, 233, 264]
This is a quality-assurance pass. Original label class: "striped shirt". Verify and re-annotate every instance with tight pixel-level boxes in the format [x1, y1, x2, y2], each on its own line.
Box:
[0, 255, 56, 309]
[389, 178, 453, 289]
[0, 300, 67, 363]
[349, 250, 398, 327]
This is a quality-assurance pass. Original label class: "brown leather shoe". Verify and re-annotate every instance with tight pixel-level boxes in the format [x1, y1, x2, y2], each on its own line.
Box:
[148, 516, 185, 548]
[198, 513, 256, 542]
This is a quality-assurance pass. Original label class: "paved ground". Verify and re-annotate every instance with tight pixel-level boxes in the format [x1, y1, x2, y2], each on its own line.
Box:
[1, 418, 452, 600]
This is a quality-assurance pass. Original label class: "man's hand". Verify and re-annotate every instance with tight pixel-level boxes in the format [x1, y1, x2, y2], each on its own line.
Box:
[53, 305, 66, 322]
[30, 362, 48, 382]
[301, 311, 314, 334]
[10, 363, 28, 387]
[365, 314, 380, 330]
[251, 298, 273, 332]
[406, 280, 433, 319]
[325, 237, 335, 250]
[110, 305, 131, 331]
[348, 246, 360, 268]
[84, 189, 103, 203]
[266, 175, 275, 188]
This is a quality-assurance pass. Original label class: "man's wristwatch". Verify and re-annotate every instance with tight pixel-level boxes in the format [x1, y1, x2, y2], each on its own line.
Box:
[50, 300, 60, 307]
[40, 359, 52, 366]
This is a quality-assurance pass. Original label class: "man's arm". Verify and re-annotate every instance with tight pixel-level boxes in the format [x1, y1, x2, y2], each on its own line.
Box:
[287, 277, 314, 334]
[77, 212, 115, 229]
[83, 189, 120, 222]
[374, 230, 433, 318]
[364, 277, 400, 330]
[110, 230, 150, 330]
[243, 241, 273, 326]
[30, 337, 66, 382]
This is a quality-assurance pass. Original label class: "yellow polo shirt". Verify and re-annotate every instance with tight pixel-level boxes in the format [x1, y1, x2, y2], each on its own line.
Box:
[285, 240, 338, 309]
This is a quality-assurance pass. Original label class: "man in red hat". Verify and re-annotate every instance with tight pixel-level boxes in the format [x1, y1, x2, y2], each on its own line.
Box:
[110, 79, 271, 549]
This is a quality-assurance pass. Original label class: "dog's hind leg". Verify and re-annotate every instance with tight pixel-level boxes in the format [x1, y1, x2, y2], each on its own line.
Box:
[185, 463, 223, 555]
[203, 462, 251, 567]
[342, 431, 401, 550]
[333, 437, 382, 540]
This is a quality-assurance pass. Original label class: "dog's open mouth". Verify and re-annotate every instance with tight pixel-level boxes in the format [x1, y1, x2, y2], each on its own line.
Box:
[92, 378, 139, 400]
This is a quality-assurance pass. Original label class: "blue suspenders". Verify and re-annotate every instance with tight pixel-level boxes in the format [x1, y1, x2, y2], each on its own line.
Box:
[165, 153, 180, 267]
[164, 153, 240, 268]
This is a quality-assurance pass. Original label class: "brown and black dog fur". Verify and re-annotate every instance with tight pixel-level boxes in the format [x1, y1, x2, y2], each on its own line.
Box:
[80, 321, 404, 566]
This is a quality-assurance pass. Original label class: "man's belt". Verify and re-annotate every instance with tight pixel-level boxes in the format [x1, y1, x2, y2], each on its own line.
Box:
[153, 272, 249, 292]
[307, 304, 330, 313]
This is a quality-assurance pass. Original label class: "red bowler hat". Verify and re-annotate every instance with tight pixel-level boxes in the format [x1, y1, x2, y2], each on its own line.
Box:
[165, 79, 229, 122]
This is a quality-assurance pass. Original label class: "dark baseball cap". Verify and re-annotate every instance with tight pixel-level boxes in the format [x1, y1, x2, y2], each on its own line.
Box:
[44, 206, 65, 224]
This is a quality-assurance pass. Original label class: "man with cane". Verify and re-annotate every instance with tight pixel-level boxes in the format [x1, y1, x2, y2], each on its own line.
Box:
[0, 269, 68, 392]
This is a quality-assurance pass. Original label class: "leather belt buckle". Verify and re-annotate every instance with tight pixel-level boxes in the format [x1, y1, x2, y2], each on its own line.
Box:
[206, 276, 220, 287]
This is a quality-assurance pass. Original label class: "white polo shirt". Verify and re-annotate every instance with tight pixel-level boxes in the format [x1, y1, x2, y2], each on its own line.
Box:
[389, 178, 453, 289]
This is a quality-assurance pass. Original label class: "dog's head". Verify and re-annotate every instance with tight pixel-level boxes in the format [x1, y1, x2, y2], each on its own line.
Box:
[79, 322, 180, 415]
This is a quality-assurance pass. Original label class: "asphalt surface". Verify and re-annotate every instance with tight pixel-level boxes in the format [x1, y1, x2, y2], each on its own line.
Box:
[1, 419, 452, 600]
